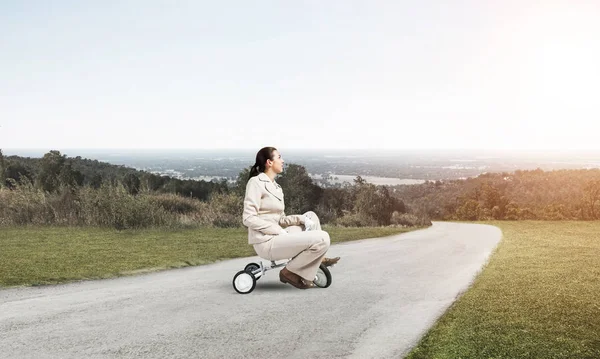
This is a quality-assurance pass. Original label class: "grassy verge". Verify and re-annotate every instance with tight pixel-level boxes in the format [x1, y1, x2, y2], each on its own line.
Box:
[407, 221, 600, 359]
[0, 225, 416, 287]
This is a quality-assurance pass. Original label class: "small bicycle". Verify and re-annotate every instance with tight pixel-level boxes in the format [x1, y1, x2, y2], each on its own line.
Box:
[232, 260, 332, 294]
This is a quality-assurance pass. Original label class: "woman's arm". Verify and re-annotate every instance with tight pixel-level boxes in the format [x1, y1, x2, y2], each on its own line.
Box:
[242, 179, 283, 235]
[279, 214, 304, 227]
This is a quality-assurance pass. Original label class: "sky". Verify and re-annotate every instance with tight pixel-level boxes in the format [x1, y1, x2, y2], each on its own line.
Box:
[1, 1, 599, 151]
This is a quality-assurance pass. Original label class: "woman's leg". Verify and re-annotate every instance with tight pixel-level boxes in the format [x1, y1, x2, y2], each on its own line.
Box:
[302, 211, 321, 230]
[268, 230, 330, 281]
[303, 211, 340, 266]
[286, 225, 303, 234]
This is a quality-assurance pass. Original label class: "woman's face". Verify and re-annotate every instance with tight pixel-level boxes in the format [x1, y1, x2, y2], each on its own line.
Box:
[268, 150, 284, 174]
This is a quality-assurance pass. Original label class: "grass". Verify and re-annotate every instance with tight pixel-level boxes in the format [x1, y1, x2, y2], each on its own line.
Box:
[0, 225, 416, 287]
[406, 221, 600, 359]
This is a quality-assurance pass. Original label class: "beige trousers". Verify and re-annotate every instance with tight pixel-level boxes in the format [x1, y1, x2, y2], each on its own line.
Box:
[253, 211, 330, 281]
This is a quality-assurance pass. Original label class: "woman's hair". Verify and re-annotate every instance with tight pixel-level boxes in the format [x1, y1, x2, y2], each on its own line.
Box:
[248, 146, 277, 179]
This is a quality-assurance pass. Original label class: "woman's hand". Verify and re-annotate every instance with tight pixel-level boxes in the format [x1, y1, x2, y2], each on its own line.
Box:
[303, 216, 315, 231]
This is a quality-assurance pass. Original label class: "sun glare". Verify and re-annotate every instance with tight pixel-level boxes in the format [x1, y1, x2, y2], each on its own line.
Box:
[496, 3, 600, 150]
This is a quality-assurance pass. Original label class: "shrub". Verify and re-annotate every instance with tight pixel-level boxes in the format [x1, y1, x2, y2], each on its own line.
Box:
[0, 180, 51, 225]
[78, 185, 177, 229]
[207, 193, 243, 228]
[336, 213, 379, 227]
[390, 211, 432, 227]
[148, 193, 202, 214]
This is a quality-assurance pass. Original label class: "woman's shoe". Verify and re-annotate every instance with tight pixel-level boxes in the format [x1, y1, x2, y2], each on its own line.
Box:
[322, 257, 340, 267]
[279, 267, 314, 289]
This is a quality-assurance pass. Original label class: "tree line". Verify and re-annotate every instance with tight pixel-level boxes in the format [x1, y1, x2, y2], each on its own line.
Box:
[0, 150, 419, 229]
[393, 168, 600, 220]
[1, 150, 229, 199]
[5, 150, 599, 228]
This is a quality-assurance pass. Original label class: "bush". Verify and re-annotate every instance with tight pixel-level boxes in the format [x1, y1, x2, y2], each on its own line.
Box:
[207, 193, 243, 228]
[0, 182, 249, 229]
[313, 203, 337, 225]
[390, 211, 432, 227]
[149, 193, 202, 214]
[47, 188, 82, 225]
[0, 180, 48, 225]
[336, 213, 379, 227]
[78, 185, 177, 229]
[0, 171, 426, 230]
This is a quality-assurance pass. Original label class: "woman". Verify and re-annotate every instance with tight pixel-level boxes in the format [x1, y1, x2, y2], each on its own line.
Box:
[242, 147, 340, 289]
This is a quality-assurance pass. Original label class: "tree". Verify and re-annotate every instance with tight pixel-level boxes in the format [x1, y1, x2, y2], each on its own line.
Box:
[583, 180, 600, 219]
[90, 174, 103, 189]
[37, 150, 66, 192]
[234, 167, 251, 197]
[4, 162, 34, 188]
[354, 176, 367, 186]
[276, 164, 322, 215]
[482, 183, 501, 209]
[0, 149, 5, 188]
[505, 202, 521, 220]
[321, 187, 352, 218]
[123, 173, 141, 195]
[353, 183, 397, 225]
[142, 173, 165, 192]
[58, 162, 84, 188]
[457, 199, 480, 220]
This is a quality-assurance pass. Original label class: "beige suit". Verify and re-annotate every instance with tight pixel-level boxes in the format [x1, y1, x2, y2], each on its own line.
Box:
[242, 172, 330, 281]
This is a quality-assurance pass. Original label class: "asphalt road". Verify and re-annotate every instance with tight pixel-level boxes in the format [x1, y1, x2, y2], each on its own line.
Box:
[0, 222, 501, 358]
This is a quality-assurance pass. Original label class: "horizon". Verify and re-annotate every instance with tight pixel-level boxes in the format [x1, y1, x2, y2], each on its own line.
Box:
[6, 147, 600, 154]
[5, 147, 600, 162]
[5, 146, 600, 186]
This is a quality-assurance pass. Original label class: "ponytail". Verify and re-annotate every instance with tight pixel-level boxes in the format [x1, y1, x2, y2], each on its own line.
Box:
[248, 146, 277, 180]
[248, 164, 261, 180]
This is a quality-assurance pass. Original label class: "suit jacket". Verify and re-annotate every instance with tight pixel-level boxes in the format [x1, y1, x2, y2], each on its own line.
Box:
[242, 172, 304, 244]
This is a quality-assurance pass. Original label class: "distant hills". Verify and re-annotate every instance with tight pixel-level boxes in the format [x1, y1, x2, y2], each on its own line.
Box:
[5, 148, 600, 183]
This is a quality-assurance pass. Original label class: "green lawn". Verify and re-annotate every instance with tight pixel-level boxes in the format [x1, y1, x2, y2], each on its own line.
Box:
[0, 225, 415, 287]
[407, 221, 600, 359]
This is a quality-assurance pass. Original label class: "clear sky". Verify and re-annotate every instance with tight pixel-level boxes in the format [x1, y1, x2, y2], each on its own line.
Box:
[1, 1, 599, 151]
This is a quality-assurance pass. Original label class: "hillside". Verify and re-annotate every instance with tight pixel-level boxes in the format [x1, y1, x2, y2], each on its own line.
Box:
[394, 168, 600, 220]
[1, 150, 228, 201]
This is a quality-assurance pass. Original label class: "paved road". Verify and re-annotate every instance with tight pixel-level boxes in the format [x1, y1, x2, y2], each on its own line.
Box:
[0, 222, 501, 358]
